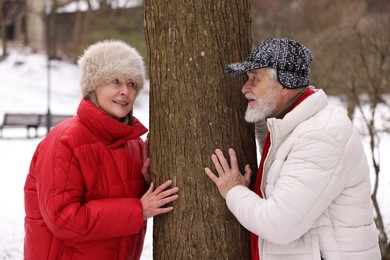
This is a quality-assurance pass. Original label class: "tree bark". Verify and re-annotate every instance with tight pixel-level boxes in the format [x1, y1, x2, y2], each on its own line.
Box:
[144, 0, 256, 259]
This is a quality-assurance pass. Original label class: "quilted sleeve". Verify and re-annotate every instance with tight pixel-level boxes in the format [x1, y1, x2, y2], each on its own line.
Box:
[226, 132, 346, 245]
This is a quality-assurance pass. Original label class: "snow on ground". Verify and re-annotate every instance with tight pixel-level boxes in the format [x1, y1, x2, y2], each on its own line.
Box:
[0, 46, 389, 259]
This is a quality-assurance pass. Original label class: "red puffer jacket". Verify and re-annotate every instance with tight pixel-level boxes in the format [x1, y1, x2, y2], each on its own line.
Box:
[24, 98, 148, 260]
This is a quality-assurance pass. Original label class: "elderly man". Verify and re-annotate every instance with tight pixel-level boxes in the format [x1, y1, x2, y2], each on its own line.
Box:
[205, 38, 380, 260]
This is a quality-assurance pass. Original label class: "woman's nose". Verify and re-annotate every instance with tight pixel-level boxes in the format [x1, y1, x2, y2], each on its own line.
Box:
[119, 84, 128, 95]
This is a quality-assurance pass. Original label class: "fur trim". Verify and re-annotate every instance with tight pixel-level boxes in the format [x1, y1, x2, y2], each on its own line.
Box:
[78, 39, 145, 97]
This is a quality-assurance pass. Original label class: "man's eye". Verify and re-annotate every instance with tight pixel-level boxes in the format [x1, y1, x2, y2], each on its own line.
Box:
[112, 79, 119, 84]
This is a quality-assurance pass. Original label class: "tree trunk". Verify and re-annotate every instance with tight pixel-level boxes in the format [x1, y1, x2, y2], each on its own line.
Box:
[0, 0, 7, 58]
[21, 0, 29, 46]
[72, 0, 81, 57]
[144, 0, 256, 259]
[81, 0, 92, 45]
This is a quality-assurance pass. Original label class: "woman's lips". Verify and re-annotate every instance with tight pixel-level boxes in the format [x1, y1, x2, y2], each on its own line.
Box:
[113, 100, 128, 106]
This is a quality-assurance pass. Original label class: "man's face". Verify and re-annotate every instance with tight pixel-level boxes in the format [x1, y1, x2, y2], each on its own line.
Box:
[241, 68, 278, 122]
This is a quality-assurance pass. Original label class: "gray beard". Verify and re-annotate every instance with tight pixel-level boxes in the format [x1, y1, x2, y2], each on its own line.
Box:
[244, 90, 277, 123]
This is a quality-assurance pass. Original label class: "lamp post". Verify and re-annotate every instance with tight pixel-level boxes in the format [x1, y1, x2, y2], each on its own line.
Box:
[45, 0, 51, 135]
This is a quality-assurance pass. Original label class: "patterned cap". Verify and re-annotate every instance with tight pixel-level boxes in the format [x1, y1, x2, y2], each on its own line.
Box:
[225, 38, 313, 89]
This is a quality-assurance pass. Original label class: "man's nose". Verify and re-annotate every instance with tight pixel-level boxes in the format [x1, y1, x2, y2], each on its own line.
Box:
[241, 82, 251, 94]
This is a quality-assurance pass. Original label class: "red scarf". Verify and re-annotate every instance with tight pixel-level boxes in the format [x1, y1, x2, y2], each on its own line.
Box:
[250, 88, 314, 260]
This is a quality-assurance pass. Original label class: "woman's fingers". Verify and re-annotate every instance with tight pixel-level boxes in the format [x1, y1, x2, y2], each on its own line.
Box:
[145, 182, 154, 194]
[143, 134, 150, 159]
[153, 206, 174, 216]
[156, 193, 179, 207]
[153, 180, 173, 194]
[141, 179, 179, 219]
[156, 186, 179, 199]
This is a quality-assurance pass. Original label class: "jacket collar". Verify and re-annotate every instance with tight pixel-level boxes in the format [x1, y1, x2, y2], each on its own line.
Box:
[77, 98, 148, 148]
[267, 88, 328, 139]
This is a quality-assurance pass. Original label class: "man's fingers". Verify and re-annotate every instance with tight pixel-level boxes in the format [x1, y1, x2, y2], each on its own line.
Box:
[244, 164, 252, 185]
[228, 148, 239, 172]
[211, 154, 226, 177]
[215, 149, 231, 173]
[205, 167, 219, 184]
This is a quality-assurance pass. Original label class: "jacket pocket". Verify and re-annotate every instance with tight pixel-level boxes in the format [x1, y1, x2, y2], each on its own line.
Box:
[264, 233, 321, 260]
[311, 234, 321, 260]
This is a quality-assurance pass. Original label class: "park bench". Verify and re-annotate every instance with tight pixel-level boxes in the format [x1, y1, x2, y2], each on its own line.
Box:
[0, 113, 73, 138]
[39, 114, 74, 128]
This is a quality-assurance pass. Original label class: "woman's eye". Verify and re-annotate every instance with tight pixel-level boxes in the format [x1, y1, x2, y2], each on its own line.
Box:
[112, 79, 119, 84]
[127, 81, 136, 88]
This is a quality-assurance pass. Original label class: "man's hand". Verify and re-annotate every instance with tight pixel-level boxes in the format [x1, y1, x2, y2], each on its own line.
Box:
[204, 148, 251, 199]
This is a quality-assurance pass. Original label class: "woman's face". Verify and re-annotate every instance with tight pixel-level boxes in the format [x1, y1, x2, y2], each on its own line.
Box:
[95, 77, 138, 120]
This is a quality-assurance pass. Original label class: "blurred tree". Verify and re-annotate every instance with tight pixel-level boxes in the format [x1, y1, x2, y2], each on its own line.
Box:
[71, 0, 92, 57]
[72, 0, 82, 54]
[145, 0, 257, 258]
[45, 0, 146, 60]
[346, 2, 390, 256]
[0, 0, 25, 59]
[0, 0, 4, 57]
[48, 0, 58, 59]
[250, 0, 366, 94]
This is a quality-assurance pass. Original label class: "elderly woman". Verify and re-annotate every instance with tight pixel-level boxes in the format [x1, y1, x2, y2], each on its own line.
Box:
[24, 40, 179, 260]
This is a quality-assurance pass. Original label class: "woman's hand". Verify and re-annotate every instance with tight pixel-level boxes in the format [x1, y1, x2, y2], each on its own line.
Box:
[140, 180, 179, 219]
[141, 135, 151, 184]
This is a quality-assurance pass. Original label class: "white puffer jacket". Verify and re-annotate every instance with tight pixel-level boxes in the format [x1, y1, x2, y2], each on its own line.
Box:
[226, 89, 381, 260]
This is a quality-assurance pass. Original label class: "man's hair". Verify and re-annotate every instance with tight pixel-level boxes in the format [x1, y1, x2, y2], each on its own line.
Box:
[267, 67, 277, 82]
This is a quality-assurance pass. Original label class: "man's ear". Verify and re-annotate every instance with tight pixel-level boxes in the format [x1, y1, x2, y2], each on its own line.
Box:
[280, 87, 291, 97]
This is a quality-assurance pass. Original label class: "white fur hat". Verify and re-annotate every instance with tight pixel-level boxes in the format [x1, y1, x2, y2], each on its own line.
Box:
[78, 39, 145, 97]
